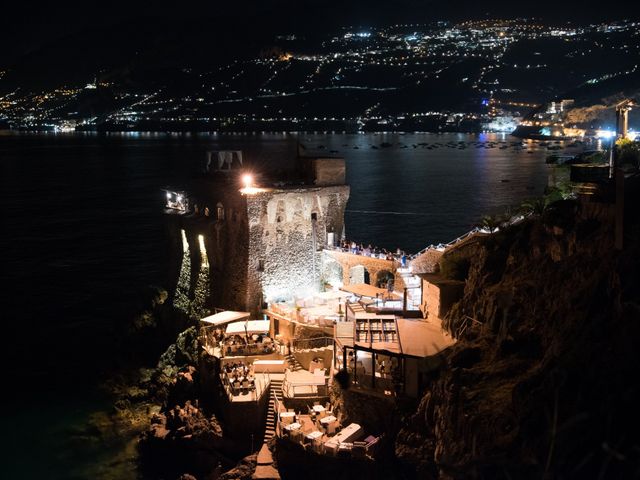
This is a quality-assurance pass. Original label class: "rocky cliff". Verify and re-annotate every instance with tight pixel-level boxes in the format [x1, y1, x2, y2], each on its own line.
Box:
[396, 198, 640, 479]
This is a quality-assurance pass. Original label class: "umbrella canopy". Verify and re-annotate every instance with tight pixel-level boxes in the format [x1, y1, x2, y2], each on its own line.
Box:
[200, 311, 250, 326]
[226, 319, 270, 336]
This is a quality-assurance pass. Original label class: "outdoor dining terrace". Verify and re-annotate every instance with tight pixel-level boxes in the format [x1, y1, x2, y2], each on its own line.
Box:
[267, 290, 352, 328]
[275, 397, 380, 459]
[199, 312, 277, 358]
[219, 360, 271, 403]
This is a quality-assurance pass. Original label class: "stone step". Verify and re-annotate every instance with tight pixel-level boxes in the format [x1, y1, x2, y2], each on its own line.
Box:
[252, 464, 281, 480]
[257, 444, 274, 465]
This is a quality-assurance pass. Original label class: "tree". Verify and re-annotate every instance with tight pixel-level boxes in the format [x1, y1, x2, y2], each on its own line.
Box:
[616, 138, 640, 169]
[478, 214, 502, 233]
[520, 197, 549, 216]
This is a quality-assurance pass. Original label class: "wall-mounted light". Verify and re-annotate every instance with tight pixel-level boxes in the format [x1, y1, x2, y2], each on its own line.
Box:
[242, 174, 253, 189]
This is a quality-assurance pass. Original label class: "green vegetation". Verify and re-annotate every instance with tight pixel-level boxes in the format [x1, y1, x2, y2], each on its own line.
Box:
[478, 214, 502, 233]
[580, 150, 607, 164]
[616, 138, 640, 169]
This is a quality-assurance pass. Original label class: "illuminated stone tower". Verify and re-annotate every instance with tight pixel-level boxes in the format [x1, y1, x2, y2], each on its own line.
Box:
[164, 150, 349, 316]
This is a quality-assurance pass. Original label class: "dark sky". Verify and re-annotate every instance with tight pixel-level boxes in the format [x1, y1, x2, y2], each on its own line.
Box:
[1, 0, 638, 65]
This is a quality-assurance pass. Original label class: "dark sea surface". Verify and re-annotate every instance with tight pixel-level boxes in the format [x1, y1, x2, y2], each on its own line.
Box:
[0, 130, 584, 478]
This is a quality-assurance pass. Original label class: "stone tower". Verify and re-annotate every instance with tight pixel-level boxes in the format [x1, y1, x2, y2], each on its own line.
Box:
[164, 149, 350, 316]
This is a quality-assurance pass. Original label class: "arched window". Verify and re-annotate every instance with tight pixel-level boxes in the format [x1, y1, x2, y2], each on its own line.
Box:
[216, 202, 225, 221]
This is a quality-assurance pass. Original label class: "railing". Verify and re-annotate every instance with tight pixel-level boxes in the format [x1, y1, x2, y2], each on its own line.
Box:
[273, 389, 282, 437]
[409, 212, 533, 261]
[454, 315, 483, 338]
[282, 378, 330, 398]
[408, 227, 487, 261]
[292, 336, 334, 351]
[220, 373, 261, 402]
[325, 244, 405, 264]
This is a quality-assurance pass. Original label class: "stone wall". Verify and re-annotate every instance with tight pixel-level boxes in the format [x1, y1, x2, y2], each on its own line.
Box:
[409, 249, 443, 274]
[322, 250, 404, 290]
[420, 277, 465, 326]
[245, 185, 350, 311]
[165, 179, 251, 315]
[166, 165, 350, 316]
[293, 348, 334, 372]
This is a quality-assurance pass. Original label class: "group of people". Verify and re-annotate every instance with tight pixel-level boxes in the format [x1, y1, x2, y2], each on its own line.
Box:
[338, 241, 408, 266]
[221, 332, 275, 356]
[222, 361, 255, 395]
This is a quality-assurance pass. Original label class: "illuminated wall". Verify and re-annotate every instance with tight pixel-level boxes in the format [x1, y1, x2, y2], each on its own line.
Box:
[191, 234, 210, 318]
[246, 185, 349, 308]
[173, 229, 193, 314]
[165, 170, 349, 315]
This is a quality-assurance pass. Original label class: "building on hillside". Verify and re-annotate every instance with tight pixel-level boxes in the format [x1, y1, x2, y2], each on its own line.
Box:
[417, 273, 465, 327]
[331, 293, 455, 399]
[164, 148, 350, 316]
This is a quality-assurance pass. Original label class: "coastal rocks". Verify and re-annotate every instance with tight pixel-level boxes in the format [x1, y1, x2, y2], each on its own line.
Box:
[140, 400, 229, 479]
[157, 326, 200, 372]
[118, 285, 197, 368]
[167, 366, 198, 407]
[151, 327, 200, 402]
[129, 286, 169, 331]
[217, 454, 257, 480]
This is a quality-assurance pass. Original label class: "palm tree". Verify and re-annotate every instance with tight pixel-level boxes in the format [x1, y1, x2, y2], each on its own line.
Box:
[520, 197, 548, 216]
[478, 214, 502, 233]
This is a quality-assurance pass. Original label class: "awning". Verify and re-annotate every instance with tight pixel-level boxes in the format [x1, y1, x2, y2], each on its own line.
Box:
[200, 311, 250, 326]
[226, 319, 270, 336]
[340, 283, 402, 300]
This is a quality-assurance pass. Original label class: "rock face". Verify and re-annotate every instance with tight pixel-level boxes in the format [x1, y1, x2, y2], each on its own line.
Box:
[119, 285, 196, 367]
[140, 400, 229, 479]
[396, 200, 640, 478]
[217, 454, 257, 480]
[151, 327, 200, 403]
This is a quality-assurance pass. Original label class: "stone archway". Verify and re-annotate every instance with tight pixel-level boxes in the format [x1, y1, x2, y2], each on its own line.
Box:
[349, 265, 371, 285]
[321, 257, 344, 288]
[375, 269, 395, 289]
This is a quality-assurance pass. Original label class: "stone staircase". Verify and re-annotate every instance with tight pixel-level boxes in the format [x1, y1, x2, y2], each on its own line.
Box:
[251, 374, 284, 480]
[284, 353, 303, 372]
[263, 376, 283, 444]
[398, 267, 423, 313]
[253, 376, 283, 479]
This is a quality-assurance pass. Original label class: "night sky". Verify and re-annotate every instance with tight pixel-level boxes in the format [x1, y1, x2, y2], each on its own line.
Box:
[2, 0, 638, 66]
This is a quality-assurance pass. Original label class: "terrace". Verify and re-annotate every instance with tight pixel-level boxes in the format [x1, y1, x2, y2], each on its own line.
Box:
[274, 396, 380, 459]
[219, 360, 271, 403]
